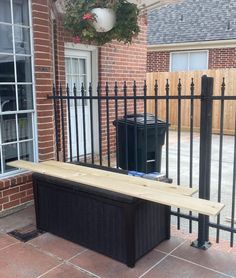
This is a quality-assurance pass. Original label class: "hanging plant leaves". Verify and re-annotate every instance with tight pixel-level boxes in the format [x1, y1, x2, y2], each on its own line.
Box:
[64, 0, 140, 45]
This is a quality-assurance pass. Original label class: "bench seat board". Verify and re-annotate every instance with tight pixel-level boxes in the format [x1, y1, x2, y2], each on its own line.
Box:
[8, 160, 225, 217]
[42, 160, 197, 197]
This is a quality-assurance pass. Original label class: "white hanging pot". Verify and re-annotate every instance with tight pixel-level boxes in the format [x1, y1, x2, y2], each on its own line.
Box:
[91, 8, 116, 33]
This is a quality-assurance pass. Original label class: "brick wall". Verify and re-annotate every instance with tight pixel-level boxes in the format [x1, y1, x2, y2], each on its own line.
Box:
[209, 48, 236, 69]
[147, 51, 170, 72]
[99, 16, 147, 154]
[147, 48, 236, 72]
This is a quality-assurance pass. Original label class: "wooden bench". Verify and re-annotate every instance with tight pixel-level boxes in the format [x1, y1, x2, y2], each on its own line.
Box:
[8, 160, 224, 267]
[9, 160, 224, 217]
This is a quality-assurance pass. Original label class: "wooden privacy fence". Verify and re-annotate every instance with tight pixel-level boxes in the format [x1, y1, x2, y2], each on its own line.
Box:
[146, 69, 236, 135]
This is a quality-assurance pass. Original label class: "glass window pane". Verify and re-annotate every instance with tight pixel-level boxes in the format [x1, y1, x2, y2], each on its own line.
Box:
[189, 52, 208, 71]
[65, 58, 71, 75]
[171, 53, 188, 72]
[16, 56, 32, 82]
[0, 54, 15, 82]
[2, 143, 17, 173]
[18, 113, 32, 140]
[0, 85, 16, 112]
[72, 58, 79, 75]
[1, 114, 17, 143]
[0, 24, 13, 53]
[79, 59, 86, 75]
[15, 26, 31, 54]
[0, 0, 11, 23]
[13, 0, 29, 26]
[18, 84, 33, 110]
[19, 140, 33, 161]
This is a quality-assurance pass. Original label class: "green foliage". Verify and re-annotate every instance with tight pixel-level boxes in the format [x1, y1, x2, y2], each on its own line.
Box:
[64, 0, 140, 45]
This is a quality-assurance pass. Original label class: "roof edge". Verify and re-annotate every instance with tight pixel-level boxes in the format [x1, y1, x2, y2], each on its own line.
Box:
[148, 39, 236, 51]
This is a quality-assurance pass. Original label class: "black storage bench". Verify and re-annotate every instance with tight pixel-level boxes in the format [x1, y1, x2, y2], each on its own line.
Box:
[33, 166, 170, 267]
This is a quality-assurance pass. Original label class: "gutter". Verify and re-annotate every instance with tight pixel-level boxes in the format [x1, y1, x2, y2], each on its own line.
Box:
[148, 39, 236, 51]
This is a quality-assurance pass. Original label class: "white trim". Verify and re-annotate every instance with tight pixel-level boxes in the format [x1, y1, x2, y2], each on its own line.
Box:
[28, 0, 38, 164]
[148, 39, 236, 52]
[170, 50, 209, 72]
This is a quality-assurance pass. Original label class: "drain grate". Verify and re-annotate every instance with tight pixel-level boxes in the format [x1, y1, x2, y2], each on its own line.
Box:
[8, 224, 45, 242]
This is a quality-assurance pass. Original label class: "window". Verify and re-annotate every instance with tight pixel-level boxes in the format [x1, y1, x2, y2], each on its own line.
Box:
[170, 51, 208, 72]
[0, 0, 35, 176]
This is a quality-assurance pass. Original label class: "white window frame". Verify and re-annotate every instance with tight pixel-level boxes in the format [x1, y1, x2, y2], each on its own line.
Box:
[0, 0, 37, 178]
[170, 50, 209, 72]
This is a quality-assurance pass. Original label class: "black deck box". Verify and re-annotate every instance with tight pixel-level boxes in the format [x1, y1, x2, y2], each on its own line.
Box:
[33, 166, 170, 267]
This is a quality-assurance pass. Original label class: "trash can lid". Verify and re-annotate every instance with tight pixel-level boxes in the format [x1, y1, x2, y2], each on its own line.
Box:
[114, 114, 168, 127]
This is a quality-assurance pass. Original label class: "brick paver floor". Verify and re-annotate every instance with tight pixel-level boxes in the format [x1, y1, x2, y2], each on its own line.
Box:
[0, 206, 236, 278]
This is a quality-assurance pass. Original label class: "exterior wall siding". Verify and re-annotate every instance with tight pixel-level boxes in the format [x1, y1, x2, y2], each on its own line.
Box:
[0, 1, 147, 214]
[147, 47, 236, 72]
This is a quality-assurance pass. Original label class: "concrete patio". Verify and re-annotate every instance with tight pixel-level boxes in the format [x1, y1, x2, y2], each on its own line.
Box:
[0, 206, 236, 278]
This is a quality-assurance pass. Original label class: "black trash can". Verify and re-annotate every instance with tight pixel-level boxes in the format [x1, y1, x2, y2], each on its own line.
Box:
[113, 114, 168, 173]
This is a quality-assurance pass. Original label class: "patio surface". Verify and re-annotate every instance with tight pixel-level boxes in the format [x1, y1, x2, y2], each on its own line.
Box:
[0, 206, 236, 278]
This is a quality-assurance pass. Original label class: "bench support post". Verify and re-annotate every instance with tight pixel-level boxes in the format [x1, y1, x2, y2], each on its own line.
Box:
[191, 75, 214, 250]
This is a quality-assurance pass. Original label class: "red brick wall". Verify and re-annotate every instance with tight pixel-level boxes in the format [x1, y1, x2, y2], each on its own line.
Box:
[99, 16, 147, 154]
[209, 48, 236, 69]
[147, 51, 170, 72]
[147, 48, 236, 72]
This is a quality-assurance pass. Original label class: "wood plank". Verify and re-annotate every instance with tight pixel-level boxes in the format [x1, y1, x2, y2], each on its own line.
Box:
[146, 69, 236, 135]
[8, 160, 225, 217]
[42, 160, 198, 196]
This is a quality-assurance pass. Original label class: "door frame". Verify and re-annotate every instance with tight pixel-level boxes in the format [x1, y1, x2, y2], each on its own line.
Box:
[64, 43, 99, 157]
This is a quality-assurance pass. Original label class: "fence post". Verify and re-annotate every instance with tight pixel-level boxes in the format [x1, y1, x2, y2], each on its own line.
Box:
[192, 75, 214, 250]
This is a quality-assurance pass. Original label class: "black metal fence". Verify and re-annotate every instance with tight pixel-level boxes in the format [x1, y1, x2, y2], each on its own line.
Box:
[49, 75, 236, 248]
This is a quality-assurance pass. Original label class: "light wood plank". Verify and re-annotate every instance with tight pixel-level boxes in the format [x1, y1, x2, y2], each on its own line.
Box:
[147, 69, 236, 135]
[8, 160, 224, 217]
[42, 160, 198, 197]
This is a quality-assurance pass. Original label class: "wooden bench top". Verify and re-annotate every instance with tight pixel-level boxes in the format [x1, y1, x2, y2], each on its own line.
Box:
[42, 160, 197, 197]
[8, 160, 225, 217]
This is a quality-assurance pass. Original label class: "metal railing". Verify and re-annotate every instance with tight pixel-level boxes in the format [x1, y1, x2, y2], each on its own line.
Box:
[49, 75, 236, 248]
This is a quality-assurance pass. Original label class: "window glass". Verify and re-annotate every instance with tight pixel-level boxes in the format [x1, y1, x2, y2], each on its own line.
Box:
[16, 55, 32, 82]
[171, 51, 208, 72]
[1, 114, 17, 143]
[13, 0, 29, 26]
[0, 0, 11, 23]
[79, 59, 86, 74]
[189, 52, 208, 71]
[0, 54, 15, 82]
[15, 26, 31, 54]
[0, 24, 13, 53]
[18, 84, 33, 110]
[0, 85, 16, 112]
[19, 140, 33, 161]
[171, 53, 188, 72]
[2, 143, 17, 172]
[72, 58, 79, 75]
[0, 0, 35, 176]
[18, 113, 32, 140]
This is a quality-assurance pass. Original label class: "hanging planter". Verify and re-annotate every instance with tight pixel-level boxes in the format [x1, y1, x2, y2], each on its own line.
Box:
[64, 0, 140, 45]
[91, 8, 116, 32]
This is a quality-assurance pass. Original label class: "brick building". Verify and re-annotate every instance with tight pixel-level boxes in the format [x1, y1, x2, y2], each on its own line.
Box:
[147, 0, 236, 72]
[0, 0, 147, 215]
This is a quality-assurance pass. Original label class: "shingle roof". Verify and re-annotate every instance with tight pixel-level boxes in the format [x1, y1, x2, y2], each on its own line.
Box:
[148, 0, 236, 45]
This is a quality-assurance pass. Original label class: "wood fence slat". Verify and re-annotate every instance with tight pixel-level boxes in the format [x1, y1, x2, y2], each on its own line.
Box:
[147, 69, 236, 135]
